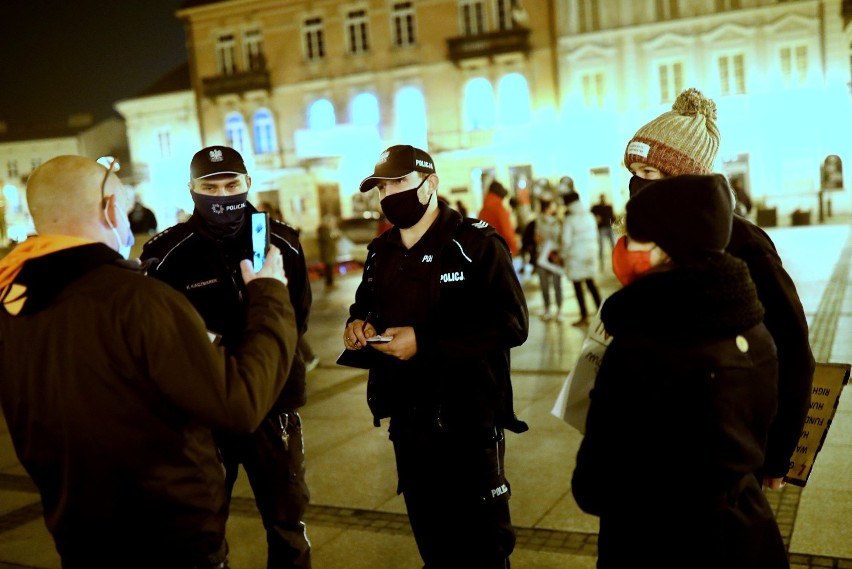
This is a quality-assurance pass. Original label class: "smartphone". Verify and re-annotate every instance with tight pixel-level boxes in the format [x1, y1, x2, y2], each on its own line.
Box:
[366, 335, 394, 344]
[251, 212, 270, 272]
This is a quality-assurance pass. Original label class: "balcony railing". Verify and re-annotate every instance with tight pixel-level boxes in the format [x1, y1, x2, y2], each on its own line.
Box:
[201, 68, 271, 98]
[447, 28, 531, 63]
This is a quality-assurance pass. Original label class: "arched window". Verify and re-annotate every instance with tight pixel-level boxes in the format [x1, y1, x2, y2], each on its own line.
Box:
[394, 86, 428, 147]
[351, 92, 381, 126]
[252, 108, 278, 154]
[307, 98, 336, 130]
[225, 112, 250, 155]
[497, 72, 531, 126]
[463, 77, 495, 130]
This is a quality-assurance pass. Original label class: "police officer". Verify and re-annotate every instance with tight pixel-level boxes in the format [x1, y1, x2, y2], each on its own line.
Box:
[342, 144, 529, 568]
[142, 146, 312, 569]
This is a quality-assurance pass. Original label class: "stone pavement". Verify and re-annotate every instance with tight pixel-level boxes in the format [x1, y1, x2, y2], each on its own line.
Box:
[0, 219, 850, 568]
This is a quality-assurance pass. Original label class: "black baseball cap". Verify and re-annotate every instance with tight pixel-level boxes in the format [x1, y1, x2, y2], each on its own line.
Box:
[190, 145, 248, 179]
[359, 145, 436, 192]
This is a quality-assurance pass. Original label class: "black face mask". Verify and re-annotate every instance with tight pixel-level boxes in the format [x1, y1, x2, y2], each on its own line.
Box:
[628, 175, 657, 198]
[191, 191, 248, 238]
[381, 177, 431, 229]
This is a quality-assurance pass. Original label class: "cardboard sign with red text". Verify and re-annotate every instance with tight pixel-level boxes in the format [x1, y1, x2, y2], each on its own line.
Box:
[785, 363, 850, 486]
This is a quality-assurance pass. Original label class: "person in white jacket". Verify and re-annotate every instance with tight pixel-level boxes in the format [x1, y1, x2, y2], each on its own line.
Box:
[560, 192, 602, 327]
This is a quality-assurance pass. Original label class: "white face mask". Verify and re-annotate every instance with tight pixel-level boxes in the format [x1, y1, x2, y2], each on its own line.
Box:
[105, 205, 134, 259]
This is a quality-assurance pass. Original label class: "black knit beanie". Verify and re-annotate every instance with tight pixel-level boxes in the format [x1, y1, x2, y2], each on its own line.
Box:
[626, 174, 733, 262]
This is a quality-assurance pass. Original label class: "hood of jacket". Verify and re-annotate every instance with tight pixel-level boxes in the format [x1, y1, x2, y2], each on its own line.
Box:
[601, 253, 765, 339]
[0, 236, 127, 316]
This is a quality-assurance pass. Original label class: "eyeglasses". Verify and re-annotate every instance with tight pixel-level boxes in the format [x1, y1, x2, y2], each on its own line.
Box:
[96, 156, 121, 204]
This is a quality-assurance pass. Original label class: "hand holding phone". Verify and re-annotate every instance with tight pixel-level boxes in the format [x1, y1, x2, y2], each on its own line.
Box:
[251, 212, 270, 272]
[366, 335, 393, 344]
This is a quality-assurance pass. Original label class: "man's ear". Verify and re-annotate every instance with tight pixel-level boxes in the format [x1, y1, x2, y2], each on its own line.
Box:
[245, 174, 252, 191]
[102, 193, 120, 228]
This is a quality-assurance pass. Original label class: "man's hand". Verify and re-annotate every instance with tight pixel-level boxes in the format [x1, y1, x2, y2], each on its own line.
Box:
[762, 476, 786, 490]
[240, 245, 288, 286]
[343, 319, 376, 350]
[370, 326, 417, 360]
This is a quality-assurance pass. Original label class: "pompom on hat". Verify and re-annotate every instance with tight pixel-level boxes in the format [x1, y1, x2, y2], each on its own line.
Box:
[624, 88, 720, 176]
[626, 174, 733, 262]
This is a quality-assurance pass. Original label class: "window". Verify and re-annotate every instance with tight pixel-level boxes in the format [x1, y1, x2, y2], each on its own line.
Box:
[657, 61, 684, 104]
[392, 2, 416, 48]
[216, 34, 237, 75]
[7, 160, 17, 180]
[497, 73, 531, 125]
[394, 86, 428, 147]
[244, 28, 264, 71]
[308, 99, 336, 130]
[156, 127, 172, 159]
[718, 53, 745, 95]
[225, 113, 250, 156]
[303, 17, 325, 62]
[715, 0, 740, 9]
[656, 0, 679, 20]
[253, 108, 278, 154]
[459, 0, 485, 36]
[577, 0, 600, 32]
[351, 92, 381, 126]
[346, 9, 370, 55]
[496, 0, 518, 31]
[579, 71, 605, 108]
[780, 44, 808, 87]
[463, 77, 496, 130]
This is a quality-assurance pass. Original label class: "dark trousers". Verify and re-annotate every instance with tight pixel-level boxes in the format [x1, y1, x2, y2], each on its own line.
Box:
[390, 420, 515, 569]
[218, 411, 311, 569]
[572, 279, 602, 319]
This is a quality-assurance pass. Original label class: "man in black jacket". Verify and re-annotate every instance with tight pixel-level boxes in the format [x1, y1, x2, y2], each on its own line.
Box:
[142, 146, 313, 568]
[341, 145, 529, 568]
[623, 87, 815, 489]
[0, 155, 296, 568]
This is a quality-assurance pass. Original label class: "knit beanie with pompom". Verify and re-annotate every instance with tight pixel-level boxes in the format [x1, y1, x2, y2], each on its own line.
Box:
[624, 88, 720, 176]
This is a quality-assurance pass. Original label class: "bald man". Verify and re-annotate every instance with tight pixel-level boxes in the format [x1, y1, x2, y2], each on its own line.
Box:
[0, 155, 298, 569]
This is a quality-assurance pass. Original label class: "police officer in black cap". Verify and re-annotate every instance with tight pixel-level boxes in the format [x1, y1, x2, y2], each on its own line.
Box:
[342, 144, 529, 568]
[141, 146, 313, 568]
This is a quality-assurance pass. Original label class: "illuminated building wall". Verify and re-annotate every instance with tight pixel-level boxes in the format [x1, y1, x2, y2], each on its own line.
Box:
[555, 0, 851, 218]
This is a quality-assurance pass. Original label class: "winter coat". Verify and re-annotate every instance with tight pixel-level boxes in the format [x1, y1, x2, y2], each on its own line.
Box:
[478, 191, 519, 256]
[349, 202, 529, 434]
[534, 213, 563, 273]
[141, 204, 311, 411]
[572, 253, 788, 568]
[0, 241, 296, 566]
[560, 201, 599, 280]
[726, 215, 815, 477]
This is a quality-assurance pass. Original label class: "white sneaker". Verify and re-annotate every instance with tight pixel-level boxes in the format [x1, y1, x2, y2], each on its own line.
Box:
[554, 312, 563, 322]
[305, 356, 320, 372]
[540, 309, 553, 321]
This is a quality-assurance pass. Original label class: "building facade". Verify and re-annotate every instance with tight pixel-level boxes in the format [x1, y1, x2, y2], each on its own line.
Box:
[117, 0, 851, 243]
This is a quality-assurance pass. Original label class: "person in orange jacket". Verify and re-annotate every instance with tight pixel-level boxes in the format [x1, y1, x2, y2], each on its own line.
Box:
[478, 180, 519, 256]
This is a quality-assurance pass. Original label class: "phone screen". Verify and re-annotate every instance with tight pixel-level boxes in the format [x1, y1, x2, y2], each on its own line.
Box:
[251, 212, 269, 272]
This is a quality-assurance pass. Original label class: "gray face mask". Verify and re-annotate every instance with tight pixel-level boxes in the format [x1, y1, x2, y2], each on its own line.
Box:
[191, 191, 248, 238]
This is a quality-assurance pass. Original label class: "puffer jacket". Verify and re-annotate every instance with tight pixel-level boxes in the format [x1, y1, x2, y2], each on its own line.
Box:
[560, 201, 599, 280]
[572, 253, 788, 568]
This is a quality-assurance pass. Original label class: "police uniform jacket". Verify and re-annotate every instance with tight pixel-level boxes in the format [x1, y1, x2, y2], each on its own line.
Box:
[0, 242, 296, 565]
[349, 201, 529, 433]
[142, 204, 311, 410]
[727, 215, 815, 478]
[572, 253, 788, 568]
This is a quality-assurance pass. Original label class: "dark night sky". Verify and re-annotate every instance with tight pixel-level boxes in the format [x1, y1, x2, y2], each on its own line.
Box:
[1, 0, 188, 127]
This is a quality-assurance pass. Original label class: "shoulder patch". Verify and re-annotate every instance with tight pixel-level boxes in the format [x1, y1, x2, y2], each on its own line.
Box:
[471, 219, 490, 230]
